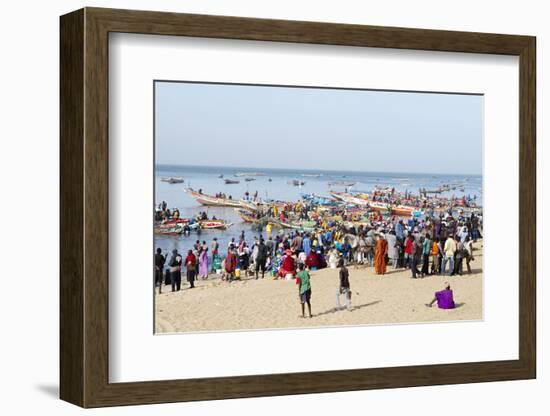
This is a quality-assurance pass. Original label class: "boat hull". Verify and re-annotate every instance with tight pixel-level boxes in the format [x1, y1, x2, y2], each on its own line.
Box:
[186, 189, 257, 211]
[200, 220, 232, 230]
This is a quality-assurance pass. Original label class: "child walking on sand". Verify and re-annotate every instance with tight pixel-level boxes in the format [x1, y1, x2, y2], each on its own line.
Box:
[296, 263, 312, 318]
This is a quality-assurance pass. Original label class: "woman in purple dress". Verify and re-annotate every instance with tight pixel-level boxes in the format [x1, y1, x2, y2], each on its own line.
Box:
[199, 247, 210, 280]
[426, 282, 455, 309]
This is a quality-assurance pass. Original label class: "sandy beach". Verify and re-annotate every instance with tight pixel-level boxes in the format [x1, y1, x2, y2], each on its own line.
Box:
[155, 242, 483, 333]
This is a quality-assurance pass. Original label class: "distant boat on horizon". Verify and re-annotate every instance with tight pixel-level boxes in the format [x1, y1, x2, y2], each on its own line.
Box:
[160, 176, 184, 184]
[234, 172, 266, 177]
[328, 181, 356, 188]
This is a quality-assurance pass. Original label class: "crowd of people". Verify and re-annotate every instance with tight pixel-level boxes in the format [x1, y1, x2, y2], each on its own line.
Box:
[154, 209, 480, 314]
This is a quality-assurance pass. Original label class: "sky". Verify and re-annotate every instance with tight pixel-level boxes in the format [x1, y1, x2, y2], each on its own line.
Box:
[155, 81, 483, 175]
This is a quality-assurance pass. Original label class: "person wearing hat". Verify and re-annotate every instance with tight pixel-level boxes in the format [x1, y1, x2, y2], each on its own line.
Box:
[168, 249, 182, 292]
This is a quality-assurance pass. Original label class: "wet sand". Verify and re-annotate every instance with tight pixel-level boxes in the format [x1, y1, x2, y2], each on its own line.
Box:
[155, 242, 483, 333]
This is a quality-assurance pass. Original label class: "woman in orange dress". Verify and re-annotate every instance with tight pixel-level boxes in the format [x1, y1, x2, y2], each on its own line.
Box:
[374, 234, 388, 275]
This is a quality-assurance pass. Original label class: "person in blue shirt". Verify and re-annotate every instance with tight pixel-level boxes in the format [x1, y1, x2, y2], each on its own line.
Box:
[395, 220, 405, 241]
[303, 234, 312, 256]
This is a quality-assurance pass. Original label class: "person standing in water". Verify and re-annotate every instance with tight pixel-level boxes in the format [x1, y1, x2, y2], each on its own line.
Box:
[336, 258, 353, 311]
[296, 263, 312, 318]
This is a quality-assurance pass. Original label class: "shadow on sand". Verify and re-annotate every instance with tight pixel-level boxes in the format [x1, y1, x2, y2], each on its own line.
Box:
[315, 300, 382, 317]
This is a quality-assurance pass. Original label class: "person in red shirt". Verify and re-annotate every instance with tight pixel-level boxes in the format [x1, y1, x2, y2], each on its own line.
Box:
[404, 234, 414, 268]
[278, 249, 296, 278]
[184, 250, 197, 288]
[224, 248, 237, 282]
[305, 250, 320, 270]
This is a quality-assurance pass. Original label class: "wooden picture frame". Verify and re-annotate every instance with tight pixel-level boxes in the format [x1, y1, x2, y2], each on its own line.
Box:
[60, 7, 536, 408]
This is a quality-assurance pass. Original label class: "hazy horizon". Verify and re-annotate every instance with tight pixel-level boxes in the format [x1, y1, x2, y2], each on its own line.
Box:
[155, 81, 483, 175]
[156, 162, 481, 177]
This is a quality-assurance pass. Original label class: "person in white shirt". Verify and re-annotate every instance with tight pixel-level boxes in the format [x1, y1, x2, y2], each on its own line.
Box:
[440, 235, 457, 276]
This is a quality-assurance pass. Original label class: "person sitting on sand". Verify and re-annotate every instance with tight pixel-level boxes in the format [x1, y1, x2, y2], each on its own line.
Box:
[305, 249, 321, 270]
[426, 282, 456, 309]
[278, 249, 296, 278]
[296, 263, 312, 318]
[336, 259, 353, 311]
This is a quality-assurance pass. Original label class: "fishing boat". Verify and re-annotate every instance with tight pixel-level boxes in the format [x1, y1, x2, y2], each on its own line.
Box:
[301, 193, 338, 206]
[288, 179, 305, 186]
[235, 208, 258, 223]
[160, 176, 184, 184]
[154, 219, 199, 234]
[270, 219, 316, 232]
[239, 199, 260, 211]
[234, 172, 266, 177]
[368, 201, 420, 217]
[154, 222, 184, 234]
[234, 208, 269, 225]
[224, 179, 240, 184]
[199, 220, 232, 230]
[329, 191, 369, 206]
[244, 177, 256, 182]
[328, 181, 356, 187]
[391, 205, 421, 217]
[185, 188, 257, 211]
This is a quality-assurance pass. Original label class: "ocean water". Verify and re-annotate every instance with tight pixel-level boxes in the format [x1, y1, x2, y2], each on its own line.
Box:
[154, 164, 482, 258]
